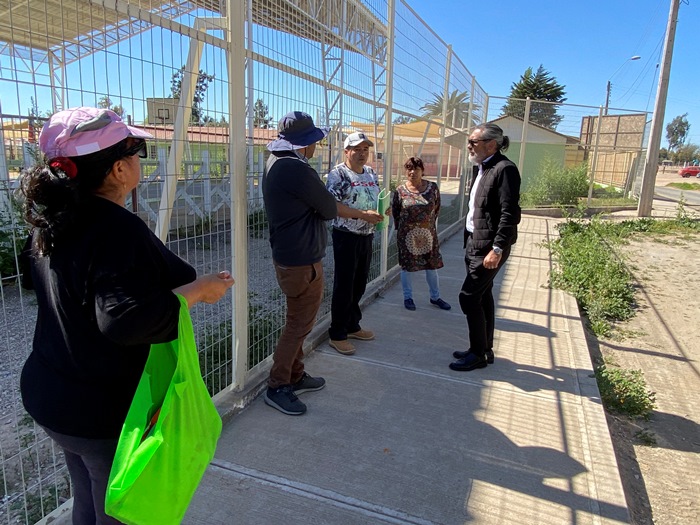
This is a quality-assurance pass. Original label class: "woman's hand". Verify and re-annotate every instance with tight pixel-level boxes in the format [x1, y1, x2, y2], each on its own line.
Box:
[174, 271, 235, 308]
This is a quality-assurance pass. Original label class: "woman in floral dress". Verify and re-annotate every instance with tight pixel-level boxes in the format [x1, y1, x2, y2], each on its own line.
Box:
[392, 157, 451, 311]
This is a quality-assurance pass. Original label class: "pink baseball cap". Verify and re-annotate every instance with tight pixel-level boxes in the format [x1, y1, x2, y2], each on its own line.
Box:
[39, 107, 153, 159]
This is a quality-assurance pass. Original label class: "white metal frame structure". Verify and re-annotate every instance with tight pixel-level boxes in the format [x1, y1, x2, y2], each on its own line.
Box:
[0, 1, 488, 522]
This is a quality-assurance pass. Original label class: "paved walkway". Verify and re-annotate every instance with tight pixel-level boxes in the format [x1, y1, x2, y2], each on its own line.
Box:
[41, 214, 631, 525]
[186, 215, 630, 524]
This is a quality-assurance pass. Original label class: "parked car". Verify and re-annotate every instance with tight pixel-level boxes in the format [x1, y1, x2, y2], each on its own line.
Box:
[678, 166, 700, 178]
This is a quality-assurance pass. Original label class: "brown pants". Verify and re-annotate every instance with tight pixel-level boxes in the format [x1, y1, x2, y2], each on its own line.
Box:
[268, 261, 324, 388]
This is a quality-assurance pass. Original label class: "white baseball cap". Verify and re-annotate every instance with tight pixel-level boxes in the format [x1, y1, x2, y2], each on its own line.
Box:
[344, 132, 374, 149]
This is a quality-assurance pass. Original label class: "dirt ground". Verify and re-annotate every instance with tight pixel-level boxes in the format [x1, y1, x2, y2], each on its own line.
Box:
[592, 181, 700, 524]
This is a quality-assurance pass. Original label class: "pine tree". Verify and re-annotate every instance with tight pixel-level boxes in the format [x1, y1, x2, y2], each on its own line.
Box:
[253, 99, 274, 129]
[501, 65, 566, 129]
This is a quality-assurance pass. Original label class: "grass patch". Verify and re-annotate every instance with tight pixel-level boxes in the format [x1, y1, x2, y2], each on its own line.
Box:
[666, 182, 700, 191]
[595, 363, 656, 419]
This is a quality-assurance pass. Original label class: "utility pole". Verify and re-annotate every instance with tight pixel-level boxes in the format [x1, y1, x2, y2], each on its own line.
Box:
[638, 0, 680, 216]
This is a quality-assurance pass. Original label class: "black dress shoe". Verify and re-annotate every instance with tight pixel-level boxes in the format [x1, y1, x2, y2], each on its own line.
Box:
[453, 349, 495, 364]
[449, 353, 488, 371]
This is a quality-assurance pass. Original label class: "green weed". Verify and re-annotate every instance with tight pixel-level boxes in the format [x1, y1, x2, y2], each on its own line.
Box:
[596, 363, 656, 419]
[546, 207, 699, 336]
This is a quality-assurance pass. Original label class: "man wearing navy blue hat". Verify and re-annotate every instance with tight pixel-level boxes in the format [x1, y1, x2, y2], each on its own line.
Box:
[262, 111, 338, 415]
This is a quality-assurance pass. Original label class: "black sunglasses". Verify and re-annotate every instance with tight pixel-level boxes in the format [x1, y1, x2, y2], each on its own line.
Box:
[467, 139, 491, 147]
[123, 141, 148, 159]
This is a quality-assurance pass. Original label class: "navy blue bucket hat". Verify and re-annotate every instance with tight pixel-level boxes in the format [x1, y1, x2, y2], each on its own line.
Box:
[267, 111, 329, 152]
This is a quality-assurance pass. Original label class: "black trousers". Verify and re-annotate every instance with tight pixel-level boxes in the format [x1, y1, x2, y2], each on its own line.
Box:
[458, 233, 511, 357]
[329, 228, 374, 340]
[43, 427, 123, 525]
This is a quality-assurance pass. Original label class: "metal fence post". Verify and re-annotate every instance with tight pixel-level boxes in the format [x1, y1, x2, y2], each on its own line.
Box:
[587, 106, 605, 205]
[228, 0, 248, 390]
[517, 97, 531, 175]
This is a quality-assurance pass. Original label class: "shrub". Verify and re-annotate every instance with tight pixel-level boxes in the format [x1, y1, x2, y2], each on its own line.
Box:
[522, 158, 589, 207]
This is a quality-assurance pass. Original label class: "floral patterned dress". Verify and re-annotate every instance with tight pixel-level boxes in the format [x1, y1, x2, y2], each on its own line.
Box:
[392, 180, 444, 272]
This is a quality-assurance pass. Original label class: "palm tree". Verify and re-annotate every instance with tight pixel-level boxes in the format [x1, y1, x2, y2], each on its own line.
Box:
[420, 89, 478, 129]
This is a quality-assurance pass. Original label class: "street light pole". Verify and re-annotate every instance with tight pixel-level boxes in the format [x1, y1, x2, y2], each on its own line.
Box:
[604, 56, 641, 116]
[638, 0, 681, 217]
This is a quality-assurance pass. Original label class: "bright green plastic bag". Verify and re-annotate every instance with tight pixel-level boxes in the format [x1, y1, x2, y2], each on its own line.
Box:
[375, 188, 390, 231]
[105, 294, 222, 525]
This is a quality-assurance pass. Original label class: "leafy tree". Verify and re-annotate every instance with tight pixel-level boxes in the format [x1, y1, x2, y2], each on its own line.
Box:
[674, 143, 699, 165]
[658, 147, 669, 162]
[393, 115, 414, 124]
[203, 115, 228, 128]
[170, 66, 215, 124]
[97, 96, 124, 117]
[665, 113, 690, 153]
[253, 98, 273, 129]
[421, 89, 478, 128]
[501, 65, 566, 129]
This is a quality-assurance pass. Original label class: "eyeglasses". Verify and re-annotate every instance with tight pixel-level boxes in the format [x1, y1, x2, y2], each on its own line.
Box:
[123, 141, 148, 159]
[467, 139, 491, 147]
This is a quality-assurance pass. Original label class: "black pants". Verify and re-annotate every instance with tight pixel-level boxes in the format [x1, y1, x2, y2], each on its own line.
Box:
[458, 233, 511, 357]
[43, 427, 124, 525]
[329, 229, 374, 340]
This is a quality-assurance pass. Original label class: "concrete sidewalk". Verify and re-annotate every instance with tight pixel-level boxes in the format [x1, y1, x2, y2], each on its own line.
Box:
[185, 215, 630, 524]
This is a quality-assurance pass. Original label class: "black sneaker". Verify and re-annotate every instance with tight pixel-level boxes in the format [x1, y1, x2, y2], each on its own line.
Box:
[430, 298, 451, 310]
[264, 385, 307, 415]
[404, 298, 416, 311]
[292, 372, 326, 394]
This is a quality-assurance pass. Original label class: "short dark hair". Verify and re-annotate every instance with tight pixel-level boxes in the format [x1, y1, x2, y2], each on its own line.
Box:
[473, 122, 510, 152]
[403, 156, 425, 171]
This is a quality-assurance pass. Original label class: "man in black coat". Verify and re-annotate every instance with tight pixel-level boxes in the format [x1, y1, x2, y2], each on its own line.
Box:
[450, 123, 521, 372]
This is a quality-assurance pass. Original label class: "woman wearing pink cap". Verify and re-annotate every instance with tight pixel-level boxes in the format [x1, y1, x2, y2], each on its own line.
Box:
[19, 107, 234, 524]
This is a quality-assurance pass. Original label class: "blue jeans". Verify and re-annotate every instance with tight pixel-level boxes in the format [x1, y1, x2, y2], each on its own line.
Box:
[401, 269, 440, 301]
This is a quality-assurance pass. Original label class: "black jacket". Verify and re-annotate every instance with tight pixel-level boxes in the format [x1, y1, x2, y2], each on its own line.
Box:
[20, 197, 196, 438]
[464, 151, 521, 252]
[262, 151, 337, 266]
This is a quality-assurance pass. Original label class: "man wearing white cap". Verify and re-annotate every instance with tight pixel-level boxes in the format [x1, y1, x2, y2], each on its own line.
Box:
[326, 132, 383, 355]
[262, 111, 338, 415]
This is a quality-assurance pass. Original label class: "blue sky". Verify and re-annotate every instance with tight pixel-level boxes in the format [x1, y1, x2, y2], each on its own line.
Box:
[410, 0, 699, 147]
